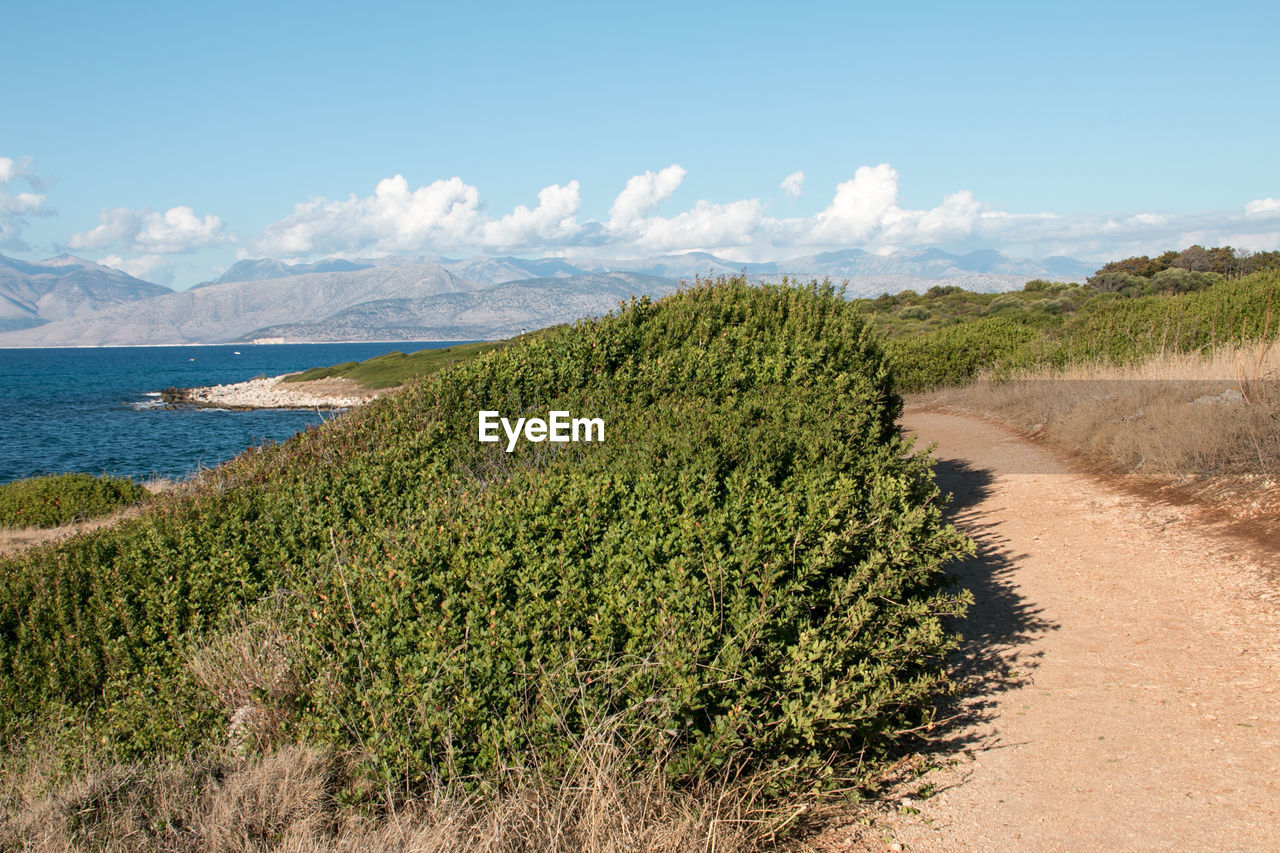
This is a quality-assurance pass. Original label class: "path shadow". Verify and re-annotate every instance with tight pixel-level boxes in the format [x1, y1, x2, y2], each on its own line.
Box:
[910, 456, 1060, 772]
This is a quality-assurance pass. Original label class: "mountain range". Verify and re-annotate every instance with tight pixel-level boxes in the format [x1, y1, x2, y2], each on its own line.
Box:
[0, 254, 171, 333]
[0, 249, 1095, 347]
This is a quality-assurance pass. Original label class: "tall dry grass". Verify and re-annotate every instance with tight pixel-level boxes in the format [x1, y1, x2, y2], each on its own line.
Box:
[1, 735, 795, 852]
[909, 338, 1280, 522]
[2, 606, 802, 852]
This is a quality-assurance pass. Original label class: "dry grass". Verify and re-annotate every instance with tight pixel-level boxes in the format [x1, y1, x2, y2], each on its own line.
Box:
[0, 735, 791, 853]
[909, 339, 1280, 526]
[186, 611, 302, 755]
[1, 589, 823, 851]
[5, 618, 791, 852]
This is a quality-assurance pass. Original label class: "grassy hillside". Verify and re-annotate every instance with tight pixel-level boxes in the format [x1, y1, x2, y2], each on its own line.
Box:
[883, 267, 1279, 529]
[281, 339, 508, 389]
[872, 270, 1279, 390]
[0, 279, 971, 845]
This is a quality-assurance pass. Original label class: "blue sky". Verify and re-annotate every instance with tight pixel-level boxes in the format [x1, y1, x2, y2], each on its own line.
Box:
[3, 0, 1279, 288]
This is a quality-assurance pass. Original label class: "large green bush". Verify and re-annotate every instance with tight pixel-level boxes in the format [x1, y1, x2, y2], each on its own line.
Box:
[0, 473, 148, 529]
[888, 315, 1046, 391]
[0, 279, 971, 797]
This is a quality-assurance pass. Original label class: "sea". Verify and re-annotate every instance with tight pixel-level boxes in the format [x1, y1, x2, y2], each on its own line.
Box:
[0, 342, 464, 484]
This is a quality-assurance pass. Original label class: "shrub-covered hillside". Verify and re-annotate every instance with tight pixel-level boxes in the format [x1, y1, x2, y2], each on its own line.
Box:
[873, 269, 1280, 390]
[0, 279, 970, 802]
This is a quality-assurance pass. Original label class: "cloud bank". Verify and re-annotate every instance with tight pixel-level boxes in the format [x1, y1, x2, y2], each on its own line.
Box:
[65, 204, 231, 283]
[242, 164, 1280, 265]
[69, 205, 230, 254]
[23, 159, 1279, 285]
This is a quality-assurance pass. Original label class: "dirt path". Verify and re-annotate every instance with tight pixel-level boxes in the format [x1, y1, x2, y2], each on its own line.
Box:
[833, 409, 1280, 851]
[0, 509, 139, 557]
[0, 482, 173, 559]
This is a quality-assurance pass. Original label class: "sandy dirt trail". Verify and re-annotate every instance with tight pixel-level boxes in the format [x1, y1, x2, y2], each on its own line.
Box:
[840, 409, 1280, 852]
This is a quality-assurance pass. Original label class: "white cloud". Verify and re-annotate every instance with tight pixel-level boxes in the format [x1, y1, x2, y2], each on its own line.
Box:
[607, 165, 686, 230]
[98, 253, 173, 284]
[135, 206, 227, 253]
[632, 199, 766, 252]
[251, 176, 592, 258]
[1246, 197, 1280, 217]
[780, 170, 804, 197]
[0, 156, 42, 188]
[812, 164, 902, 243]
[69, 205, 229, 254]
[883, 190, 984, 245]
[241, 164, 1280, 266]
[252, 175, 486, 258]
[0, 155, 51, 251]
[482, 181, 582, 249]
[0, 191, 45, 216]
[68, 208, 141, 249]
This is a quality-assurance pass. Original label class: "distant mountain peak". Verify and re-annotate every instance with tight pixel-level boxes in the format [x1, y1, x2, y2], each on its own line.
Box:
[43, 253, 104, 269]
[208, 257, 376, 286]
[0, 251, 171, 333]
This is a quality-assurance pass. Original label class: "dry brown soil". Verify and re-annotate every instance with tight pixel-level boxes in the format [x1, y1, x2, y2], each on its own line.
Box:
[284, 375, 387, 402]
[824, 408, 1280, 851]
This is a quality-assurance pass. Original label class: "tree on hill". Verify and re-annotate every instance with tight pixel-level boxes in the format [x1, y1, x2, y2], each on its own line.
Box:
[1088, 245, 1280, 290]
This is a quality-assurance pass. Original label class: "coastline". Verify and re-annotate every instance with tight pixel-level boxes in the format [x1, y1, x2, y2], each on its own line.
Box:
[0, 338, 486, 350]
[166, 374, 386, 410]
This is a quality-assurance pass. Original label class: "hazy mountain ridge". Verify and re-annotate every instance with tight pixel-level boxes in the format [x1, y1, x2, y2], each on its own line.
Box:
[0, 249, 1093, 346]
[545, 248, 1092, 284]
[204, 248, 1092, 288]
[206, 258, 376, 286]
[0, 262, 484, 346]
[0, 254, 172, 332]
[240, 273, 678, 342]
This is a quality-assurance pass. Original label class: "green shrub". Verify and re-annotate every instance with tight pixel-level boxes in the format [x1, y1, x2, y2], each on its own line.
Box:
[986, 294, 1025, 314]
[1062, 271, 1279, 363]
[888, 315, 1044, 391]
[876, 270, 1279, 390]
[1086, 270, 1145, 294]
[1148, 267, 1222, 295]
[0, 473, 148, 529]
[0, 279, 971, 801]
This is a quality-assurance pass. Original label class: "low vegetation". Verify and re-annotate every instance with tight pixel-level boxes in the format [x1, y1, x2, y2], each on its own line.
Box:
[0, 473, 148, 530]
[3, 739, 769, 852]
[911, 340, 1280, 533]
[282, 340, 508, 388]
[1, 279, 972, 849]
[886, 246, 1279, 534]
[868, 265, 1279, 391]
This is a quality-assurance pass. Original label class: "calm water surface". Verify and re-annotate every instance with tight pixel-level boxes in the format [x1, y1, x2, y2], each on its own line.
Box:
[0, 342, 461, 483]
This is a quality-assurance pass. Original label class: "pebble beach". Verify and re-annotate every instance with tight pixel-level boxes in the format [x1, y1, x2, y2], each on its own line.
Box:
[174, 374, 384, 410]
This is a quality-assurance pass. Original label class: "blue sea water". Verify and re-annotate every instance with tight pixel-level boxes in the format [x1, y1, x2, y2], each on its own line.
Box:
[0, 342, 464, 484]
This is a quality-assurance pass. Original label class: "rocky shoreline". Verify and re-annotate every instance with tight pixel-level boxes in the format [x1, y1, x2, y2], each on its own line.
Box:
[161, 374, 384, 410]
